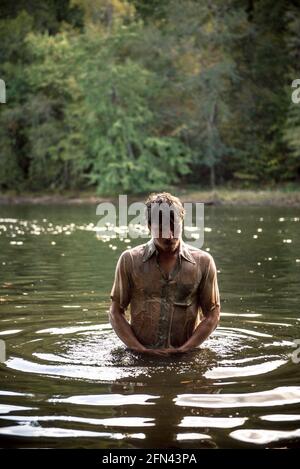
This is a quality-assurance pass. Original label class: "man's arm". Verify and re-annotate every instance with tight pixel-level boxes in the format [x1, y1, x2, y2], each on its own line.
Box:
[176, 305, 220, 353]
[109, 300, 145, 351]
[109, 252, 143, 351]
[109, 301, 171, 357]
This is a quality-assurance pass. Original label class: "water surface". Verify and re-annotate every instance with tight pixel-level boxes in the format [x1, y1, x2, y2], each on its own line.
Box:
[0, 204, 299, 448]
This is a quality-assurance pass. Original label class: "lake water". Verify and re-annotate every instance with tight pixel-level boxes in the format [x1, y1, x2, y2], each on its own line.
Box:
[0, 203, 299, 449]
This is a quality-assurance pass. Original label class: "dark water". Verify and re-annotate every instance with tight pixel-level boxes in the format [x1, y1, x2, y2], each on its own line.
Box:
[0, 203, 299, 449]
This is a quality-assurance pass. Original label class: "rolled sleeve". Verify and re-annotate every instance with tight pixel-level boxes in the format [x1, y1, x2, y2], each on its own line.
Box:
[110, 251, 132, 310]
[198, 255, 220, 316]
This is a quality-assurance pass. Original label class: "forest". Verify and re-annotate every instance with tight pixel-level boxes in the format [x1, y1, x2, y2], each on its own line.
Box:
[0, 0, 300, 195]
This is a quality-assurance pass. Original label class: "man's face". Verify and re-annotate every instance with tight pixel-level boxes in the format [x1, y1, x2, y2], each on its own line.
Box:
[150, 219, 182, 253]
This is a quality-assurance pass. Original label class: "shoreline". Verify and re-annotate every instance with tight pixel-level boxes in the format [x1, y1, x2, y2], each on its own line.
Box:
[1, 189, 300, 207]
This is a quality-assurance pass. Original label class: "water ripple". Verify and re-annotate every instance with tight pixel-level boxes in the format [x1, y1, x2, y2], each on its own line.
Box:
[175, 387, 300, 408]
[230, 428, 300, 445]
[204, 359, 286, 379]
[0, 425, 146, 439]
[5, 357, 146, 382]
[179, 416, 247, 428]
[49, 394, 159, 406]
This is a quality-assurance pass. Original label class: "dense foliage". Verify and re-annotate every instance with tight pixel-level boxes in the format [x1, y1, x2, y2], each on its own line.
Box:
[0, 0, 299, 194]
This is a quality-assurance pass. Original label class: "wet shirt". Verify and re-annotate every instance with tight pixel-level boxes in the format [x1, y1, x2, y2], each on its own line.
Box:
[110, 238, 220, 349]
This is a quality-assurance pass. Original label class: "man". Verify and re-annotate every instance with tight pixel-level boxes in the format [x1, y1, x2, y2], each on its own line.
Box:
[109, 192, 220, 357]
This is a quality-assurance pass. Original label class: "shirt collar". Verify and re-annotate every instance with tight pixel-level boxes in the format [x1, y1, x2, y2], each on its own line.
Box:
[142, 238, 196, 264]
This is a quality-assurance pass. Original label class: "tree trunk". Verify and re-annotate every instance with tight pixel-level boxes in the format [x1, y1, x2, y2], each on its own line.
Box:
[208, 101, 217, 190]
[210, 164, 215, 190]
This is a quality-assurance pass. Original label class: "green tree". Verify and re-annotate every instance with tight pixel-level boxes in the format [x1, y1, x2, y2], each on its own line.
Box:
[25, 25, 191, 193]
[282, 4, 300, 181]
[157, 0, 244, 188]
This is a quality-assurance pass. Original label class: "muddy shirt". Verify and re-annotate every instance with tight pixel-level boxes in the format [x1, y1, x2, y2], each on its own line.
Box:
[110, 238, 220, 348]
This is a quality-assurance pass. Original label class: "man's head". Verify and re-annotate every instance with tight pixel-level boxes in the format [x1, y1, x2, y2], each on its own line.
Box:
[145, 192, 185, 253]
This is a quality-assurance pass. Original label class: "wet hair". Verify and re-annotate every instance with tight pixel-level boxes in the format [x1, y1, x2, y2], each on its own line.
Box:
[145, 192, 185, 228]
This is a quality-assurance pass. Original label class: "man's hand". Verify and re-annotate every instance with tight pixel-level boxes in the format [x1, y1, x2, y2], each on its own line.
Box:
[161, 347, 196, 354]
[129, 346, 193, 356]
[129, 346, 172, 357]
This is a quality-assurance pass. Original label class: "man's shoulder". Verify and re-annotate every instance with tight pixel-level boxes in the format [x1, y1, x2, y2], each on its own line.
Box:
[118, 242, 149, 261]
[183, 242, 214, 265]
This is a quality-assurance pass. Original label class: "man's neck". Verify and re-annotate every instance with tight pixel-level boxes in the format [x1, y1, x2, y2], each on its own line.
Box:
[154, 240, 181, 259]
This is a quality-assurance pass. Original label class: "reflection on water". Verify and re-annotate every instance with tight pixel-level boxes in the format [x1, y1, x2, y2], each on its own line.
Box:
[0, 425, 146, 440]
[0, 204, 300, 448]
[175, 386, 300, 408]
[230, 428, 300, 445]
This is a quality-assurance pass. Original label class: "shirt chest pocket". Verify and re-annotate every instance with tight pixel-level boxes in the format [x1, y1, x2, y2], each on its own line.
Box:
[173, 283, 195, 304]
